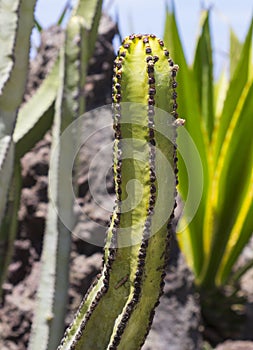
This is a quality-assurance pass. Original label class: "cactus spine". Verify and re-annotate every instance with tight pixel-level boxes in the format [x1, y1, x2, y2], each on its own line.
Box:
[59, 34, 179, 350]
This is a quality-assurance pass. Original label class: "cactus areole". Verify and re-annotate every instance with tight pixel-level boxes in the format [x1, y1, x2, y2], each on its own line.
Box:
[58, 34, 179, 350]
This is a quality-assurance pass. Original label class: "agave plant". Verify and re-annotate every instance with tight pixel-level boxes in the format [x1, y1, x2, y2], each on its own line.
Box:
[164, 1, 253, 342]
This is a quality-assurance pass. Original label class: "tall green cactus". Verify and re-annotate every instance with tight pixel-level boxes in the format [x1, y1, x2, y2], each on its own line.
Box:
[58, 34, 180, 350]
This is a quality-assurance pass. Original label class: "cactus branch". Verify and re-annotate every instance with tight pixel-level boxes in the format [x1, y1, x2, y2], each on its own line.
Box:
[0, 0, 37, 296]
[28, 2, 103, 348]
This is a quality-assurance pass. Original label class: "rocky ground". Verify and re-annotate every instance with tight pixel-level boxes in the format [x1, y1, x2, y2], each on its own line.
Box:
[0, 14, 253, 350]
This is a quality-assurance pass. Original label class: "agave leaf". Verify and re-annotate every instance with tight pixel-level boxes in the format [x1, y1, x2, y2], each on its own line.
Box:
[214, 69, 228, 122]
[213, 18, 253, 164]
[218, 171, 253, 285]
[214, 82, 253, 285]
[229, 243, 253, 285]
[230, 28, 243, 78]
[193, 10, 214, 140]
[200, 18, 253, 286]
[201, 80, 253, 287]
[164, 1, 208, 275]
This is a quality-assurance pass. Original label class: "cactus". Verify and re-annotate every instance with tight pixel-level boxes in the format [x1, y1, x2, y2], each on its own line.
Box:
[0, 0, 37, 291]
[27, 2, 103, 350]
[58, 34, 180, 350]
[0, 0, 103, 346]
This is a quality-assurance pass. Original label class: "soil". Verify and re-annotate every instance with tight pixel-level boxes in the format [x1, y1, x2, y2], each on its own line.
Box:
[0, 14, 253, 350]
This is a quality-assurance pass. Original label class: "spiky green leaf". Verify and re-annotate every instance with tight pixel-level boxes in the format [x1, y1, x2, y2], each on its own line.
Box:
[193, 10, 214, 139]
[213, 19, 253, 164]
[230, 28, 243, 78]
[164, 2, 208, 275]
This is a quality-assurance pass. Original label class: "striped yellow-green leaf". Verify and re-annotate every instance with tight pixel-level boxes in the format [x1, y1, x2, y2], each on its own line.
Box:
[199, 19, 253, 287]
[193, 10, 214, 140]
[164, 2, 208, 275]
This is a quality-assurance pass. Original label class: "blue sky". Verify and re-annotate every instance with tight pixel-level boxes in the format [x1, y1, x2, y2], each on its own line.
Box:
[34, 0, 253, 76]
